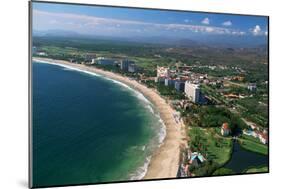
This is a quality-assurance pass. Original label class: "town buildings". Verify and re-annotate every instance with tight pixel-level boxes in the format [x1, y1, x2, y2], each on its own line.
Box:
[156, 66, 170, 78]
[259, 133, 268, 144]
[247, 83, 257, 92]
[243, 129, 268, 144]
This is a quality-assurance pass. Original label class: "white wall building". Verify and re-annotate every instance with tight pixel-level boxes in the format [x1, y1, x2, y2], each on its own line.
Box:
[185, 82, 200, 103]
[121, 60, 134, 71]
[128, 64, 137, 73]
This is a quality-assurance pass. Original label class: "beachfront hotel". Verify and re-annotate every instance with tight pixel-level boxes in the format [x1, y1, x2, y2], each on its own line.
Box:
[121, 59, 135, 71]
[93, 57, 116, 65]
[185, 82, 200, 103]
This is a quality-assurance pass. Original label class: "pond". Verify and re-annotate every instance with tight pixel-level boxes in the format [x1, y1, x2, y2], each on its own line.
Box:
[224, 141, 268, 173]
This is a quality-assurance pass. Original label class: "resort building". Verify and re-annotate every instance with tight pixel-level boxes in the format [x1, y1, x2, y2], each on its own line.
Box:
[165, 78, 176, 87]
[121, 59, 135, 71]
[95, 57, 116, 65]
[189, 152, 205, 167]
[157, 66, 170, 78]
[128, 64, 138, 73]
[36, 52, 47, 56]
[175, 80, 185, 92]
[221, 123, 231, 136]
[185, 82, 200, 103]
[243, 129, 258, 138]
[155, 77, 165, 84]
[84, 54, 96, 62]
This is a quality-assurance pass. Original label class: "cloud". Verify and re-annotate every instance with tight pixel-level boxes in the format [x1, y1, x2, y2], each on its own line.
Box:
[231, 31, 246, 35]
[164, 23, 245, 36]
[33, 9, 246, 36]
[222, 20, 232, 26]
[201, 17, 210, 25]
[252, 25, 261, 35]
[250, 25, 267, 36]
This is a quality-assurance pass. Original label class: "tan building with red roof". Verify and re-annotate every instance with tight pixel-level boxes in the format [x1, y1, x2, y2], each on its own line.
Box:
[221, 123, 231, 136]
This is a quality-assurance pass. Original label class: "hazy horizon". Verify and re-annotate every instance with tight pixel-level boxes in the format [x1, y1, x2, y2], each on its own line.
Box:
[32, 2, 268, 47]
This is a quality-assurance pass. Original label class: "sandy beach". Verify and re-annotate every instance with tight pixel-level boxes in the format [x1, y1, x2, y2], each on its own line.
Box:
[32, 57, 186, 180]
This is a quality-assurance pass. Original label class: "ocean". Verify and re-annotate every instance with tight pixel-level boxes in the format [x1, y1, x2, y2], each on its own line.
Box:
[32, 62, 165, 187]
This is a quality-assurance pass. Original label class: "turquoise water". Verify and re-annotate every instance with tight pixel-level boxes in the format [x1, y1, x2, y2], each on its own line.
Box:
[32, 62, 165, 187]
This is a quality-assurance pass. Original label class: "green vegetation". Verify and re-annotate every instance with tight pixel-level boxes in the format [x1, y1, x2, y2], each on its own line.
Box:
[192, 67, 239, 78]
[185, 105, 247, 134]
[239, 135, 268, 155]
[212, 167, 235, 176]
[33, 36, 166, 57]
[243, 166, 268, 173]
[188, 127, 232, 176]
[238, 97, 268, 127]
[227, 85, 249, 95]
[155, 83, 185, 100]
[200, 84, 228, 105]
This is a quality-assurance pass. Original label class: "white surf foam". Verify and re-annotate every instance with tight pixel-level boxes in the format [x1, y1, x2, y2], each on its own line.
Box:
[145, 105, 154, 114]
[34, 59, 101, 77]
[129, 156, 152, 180]
[157, 120, 166, 146]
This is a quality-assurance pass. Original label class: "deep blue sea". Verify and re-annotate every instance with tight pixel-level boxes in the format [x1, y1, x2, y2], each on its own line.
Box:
[32, 62, 165, 187]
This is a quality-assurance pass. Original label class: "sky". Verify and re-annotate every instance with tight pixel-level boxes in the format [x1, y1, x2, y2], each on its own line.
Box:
[32, 2, 268, 45]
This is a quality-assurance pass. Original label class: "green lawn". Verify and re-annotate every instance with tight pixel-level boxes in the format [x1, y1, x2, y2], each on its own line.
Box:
[134, 57, 157, 68]
[41, 46, 81, 56]
[239, 135, 268, 155]
[212, 167, 235, 175]
[241, 134, 261, 143]
[188, 127, 232, 166]
[244, 166, 268, 173]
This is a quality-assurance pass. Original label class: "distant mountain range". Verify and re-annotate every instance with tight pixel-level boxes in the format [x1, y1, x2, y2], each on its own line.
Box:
[33, 29, 268, 48]
[33, 29, 81, 37]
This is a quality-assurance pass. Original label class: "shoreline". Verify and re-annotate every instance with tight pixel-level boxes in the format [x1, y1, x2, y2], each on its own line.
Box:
[32, 57, 186, 180]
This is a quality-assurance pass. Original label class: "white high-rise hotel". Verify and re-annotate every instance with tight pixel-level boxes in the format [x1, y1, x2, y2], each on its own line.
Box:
[185, 82, 200, 103]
